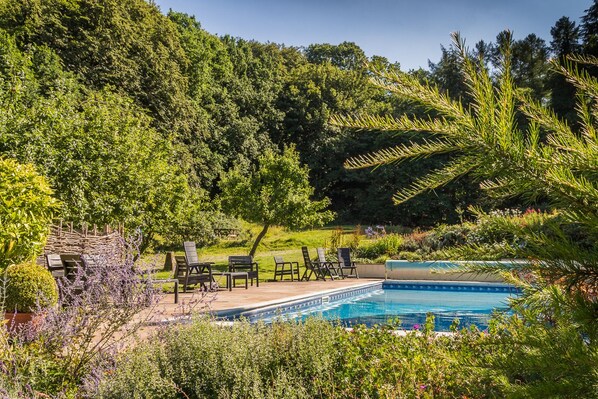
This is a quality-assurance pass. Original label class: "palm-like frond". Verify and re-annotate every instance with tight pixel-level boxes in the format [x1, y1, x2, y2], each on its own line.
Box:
[332, 30, 597, 244]
[392, 156, 479, 204]
[344, 137, 464, 169]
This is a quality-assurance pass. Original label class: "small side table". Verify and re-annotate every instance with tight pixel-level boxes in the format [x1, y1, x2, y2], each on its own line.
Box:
[223, 272, 249, 291]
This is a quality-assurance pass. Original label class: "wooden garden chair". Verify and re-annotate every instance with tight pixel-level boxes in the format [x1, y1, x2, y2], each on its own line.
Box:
[300, 246, 325, 281]
[228, 255, 259, 287]
[273, 256, 300, 281]
[316, 247, 342, 280]
[337, 247, 359, 278]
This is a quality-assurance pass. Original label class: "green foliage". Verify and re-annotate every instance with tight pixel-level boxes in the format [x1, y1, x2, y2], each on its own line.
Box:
[94, 318, 344, 399]
[333, 32, 598, 300]
[356, 234, 404, 260]
[3, 262, 58, 312]
[0, 0, 193, 137]
[0, 158, 56, 269]
[93, 317, 504, 399]
[0, 33, 192, 252]
[220, 146, 334, 255]
[479, 283, 598, 398]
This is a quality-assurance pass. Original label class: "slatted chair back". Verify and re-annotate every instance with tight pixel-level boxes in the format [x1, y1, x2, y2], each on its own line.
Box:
[316, 247, 327, 263]
[46, 254, 65, 278]
[337, 247, 359, 278]
[228, 255, 259, 286]
[174, 255, 189, 280]
[228, 255, 253, 271]
[337, 247, 352, 267]
[316, 247, 342, 280]
[60, 254, 84, 280]
[301, 247, 312, 265]
[274, 256, 284, 264]
[183, 241, 200, 266]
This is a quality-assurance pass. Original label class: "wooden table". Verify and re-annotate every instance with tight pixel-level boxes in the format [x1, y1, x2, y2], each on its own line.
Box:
[221, 271, 249, 291]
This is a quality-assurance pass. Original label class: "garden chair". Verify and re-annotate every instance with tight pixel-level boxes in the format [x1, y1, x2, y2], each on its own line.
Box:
[59, 254, 84, 282]
[183, 241, 215, 288]
[228, 255, 259, 287]
[337, 247, 359, 278]
[273, 256, 300, 281]
[316, 248, 342, 280]
[46, 254, 65, 278]
[300, 246, 325, 281]
[174, 255, 213, 292]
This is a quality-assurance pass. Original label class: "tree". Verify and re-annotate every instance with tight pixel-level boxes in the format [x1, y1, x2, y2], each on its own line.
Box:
[550, 16, 581, 125]
[332, 31, 597, 305]
[305, 41, 367, 71]
[0, 0, 194, 138]
[510, 34, 550, 101]
[0, 34, 191, 253]
[582, 0, 598, 56]
[219, 146, 334, 256]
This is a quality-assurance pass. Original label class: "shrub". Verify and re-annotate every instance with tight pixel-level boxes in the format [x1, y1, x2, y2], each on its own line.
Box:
[0, 159, 57, 269]
[91, 317, 506, 399]
[1, 237, 165, 396]
[3, 262, 58, 313]
[356, 234, 403, 259]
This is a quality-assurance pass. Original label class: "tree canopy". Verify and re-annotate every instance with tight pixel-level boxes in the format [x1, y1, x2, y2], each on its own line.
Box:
[219, 146, 334, 256]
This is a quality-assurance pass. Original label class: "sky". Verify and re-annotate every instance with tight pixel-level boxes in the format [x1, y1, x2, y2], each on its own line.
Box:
[153, 0, 590, 71]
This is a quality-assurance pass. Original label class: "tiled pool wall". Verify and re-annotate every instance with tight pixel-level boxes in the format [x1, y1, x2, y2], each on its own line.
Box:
[383, 280, 521, 294]
[217, 282, 382, 321]
[217, 280, 520, 322]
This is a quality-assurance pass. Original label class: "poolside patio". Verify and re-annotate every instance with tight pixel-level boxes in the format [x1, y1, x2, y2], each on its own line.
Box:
[153, 278, 382, 320]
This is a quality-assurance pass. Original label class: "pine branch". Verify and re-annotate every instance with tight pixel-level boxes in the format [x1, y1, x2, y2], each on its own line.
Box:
[344, 138, 464, 169]
[392, 156, 479, 204]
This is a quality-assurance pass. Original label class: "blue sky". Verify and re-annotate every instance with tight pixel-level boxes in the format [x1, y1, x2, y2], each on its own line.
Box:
[153, 0, 590, 71]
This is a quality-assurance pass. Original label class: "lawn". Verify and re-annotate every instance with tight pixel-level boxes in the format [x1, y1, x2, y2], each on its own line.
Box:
[153, 224, 361, 282]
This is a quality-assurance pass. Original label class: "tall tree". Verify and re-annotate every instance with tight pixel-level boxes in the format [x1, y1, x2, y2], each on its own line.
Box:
[0, 0, 194, 138]
[550, 16, 581, 125]
[511, 34, 550, 101]
[0, 33, 190, 252]
[305, 41, 367, 71]
[219, 146, 334, 257]
[581, 0, 598, 56]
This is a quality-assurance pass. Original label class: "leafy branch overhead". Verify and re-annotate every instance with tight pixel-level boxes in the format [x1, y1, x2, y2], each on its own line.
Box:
[331, 32, 598, 227]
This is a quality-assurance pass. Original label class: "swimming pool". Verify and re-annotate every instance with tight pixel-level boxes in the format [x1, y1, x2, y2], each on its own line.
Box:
[219, 281, 519, 332]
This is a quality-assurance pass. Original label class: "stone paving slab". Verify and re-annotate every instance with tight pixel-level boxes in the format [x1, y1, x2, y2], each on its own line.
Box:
[153, 278, 382, 320]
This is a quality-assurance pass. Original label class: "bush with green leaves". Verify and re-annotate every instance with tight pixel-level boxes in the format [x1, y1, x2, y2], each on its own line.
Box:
[0, 158, 56, 269]
[3, 262, 58, 313]
[220, 146, 334, 256]
[355, 233, 403, 260]
[89, 317, 532, 399]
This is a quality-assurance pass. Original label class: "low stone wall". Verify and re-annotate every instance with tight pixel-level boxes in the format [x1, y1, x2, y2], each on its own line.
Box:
[356, 264, 386, 278]
[356, 260, 510, 282]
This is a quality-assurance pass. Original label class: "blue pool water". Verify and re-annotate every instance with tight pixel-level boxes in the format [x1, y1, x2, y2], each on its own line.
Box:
[247, 282, 518, 331]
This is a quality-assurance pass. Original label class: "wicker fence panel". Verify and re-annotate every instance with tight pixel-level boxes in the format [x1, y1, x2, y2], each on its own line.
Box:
[39, 222, 125, 266]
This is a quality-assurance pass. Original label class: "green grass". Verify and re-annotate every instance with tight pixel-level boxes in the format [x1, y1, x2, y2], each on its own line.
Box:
[152, 224, 360, 282]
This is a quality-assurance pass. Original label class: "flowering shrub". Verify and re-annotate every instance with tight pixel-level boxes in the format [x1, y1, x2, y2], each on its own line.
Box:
[355, 233, 403, 260]
[92, 316, 502, 399]
[0, 235, 163, 396]
[364, 225, 387, 239]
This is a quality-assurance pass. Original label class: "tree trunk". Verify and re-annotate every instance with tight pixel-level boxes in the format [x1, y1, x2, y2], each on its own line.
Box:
[249, 224, 269, 257]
